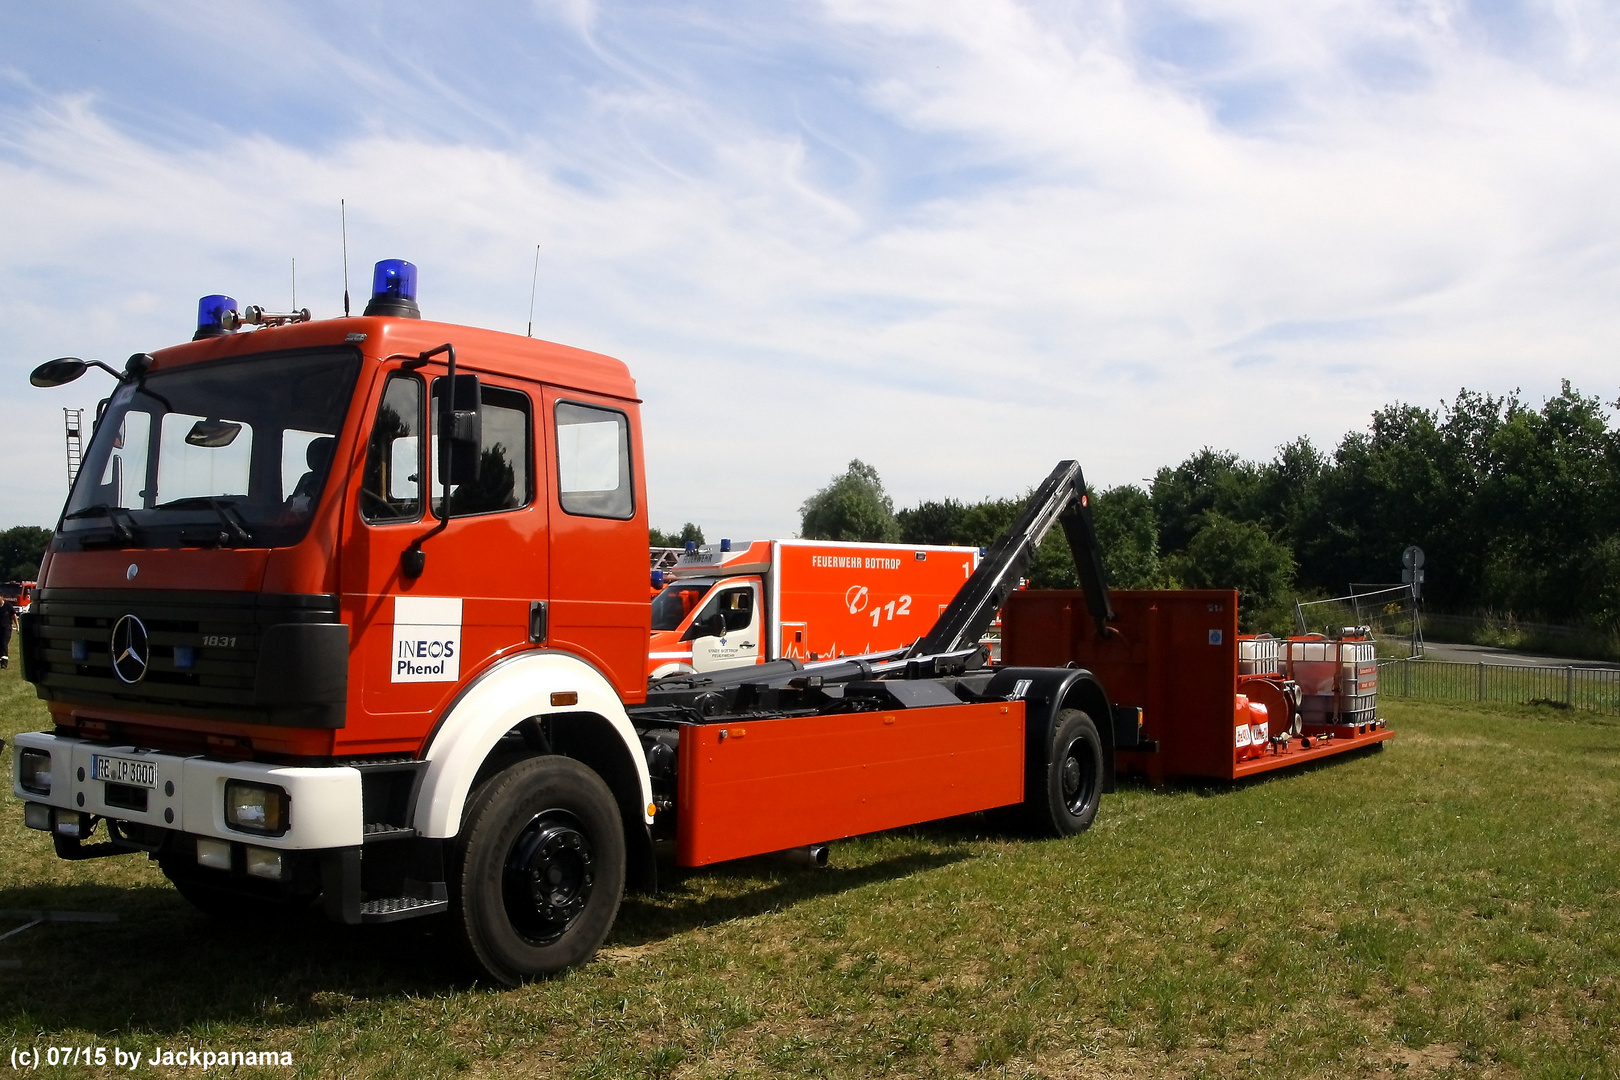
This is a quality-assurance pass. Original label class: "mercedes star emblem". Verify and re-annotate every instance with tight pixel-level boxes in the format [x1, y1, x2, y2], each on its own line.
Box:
[109, 614, 150, 684]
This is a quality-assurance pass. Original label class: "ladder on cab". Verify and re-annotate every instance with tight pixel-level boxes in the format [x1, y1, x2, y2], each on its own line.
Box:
[63, 408, 84, 487]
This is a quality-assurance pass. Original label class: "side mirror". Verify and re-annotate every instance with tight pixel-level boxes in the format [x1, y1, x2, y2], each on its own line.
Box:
[681, 610, 729, 642]
[437, 374, 482, 485]
[30, 358, 88, 387]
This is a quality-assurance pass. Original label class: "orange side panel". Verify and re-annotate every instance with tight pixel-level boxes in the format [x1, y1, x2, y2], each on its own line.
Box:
[772, 541, 979, 660]
[675, 700, 1026, 867]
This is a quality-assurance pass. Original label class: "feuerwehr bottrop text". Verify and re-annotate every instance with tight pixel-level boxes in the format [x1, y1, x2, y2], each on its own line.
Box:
[11, 1046, 293, 1070]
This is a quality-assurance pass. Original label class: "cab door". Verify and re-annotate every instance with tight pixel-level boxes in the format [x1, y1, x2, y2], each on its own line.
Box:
[338, 357, 547, 753]
[687, 580, 762, 673]
[542, 388, 652, 702]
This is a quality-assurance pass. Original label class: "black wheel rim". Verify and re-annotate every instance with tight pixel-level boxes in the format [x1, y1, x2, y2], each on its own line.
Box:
[1060, 738, 1097, 817]
[502, 811, 595, 945]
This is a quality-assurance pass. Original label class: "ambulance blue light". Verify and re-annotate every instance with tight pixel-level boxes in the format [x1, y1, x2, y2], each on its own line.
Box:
[193, 294, 237, 340]
[363, 259, 421, 319]
[721, 538, 731, 552]
[685, 541, 697, 552]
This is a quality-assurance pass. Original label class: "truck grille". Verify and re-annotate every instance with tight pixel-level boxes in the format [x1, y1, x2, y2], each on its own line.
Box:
[23, 589, 346, 728]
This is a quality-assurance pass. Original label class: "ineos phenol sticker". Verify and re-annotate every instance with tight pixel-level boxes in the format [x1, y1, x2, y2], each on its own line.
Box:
[392, 596, 462, 682]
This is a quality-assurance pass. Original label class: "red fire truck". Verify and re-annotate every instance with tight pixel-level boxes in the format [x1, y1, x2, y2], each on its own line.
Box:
[648, 538, 979, 678]
[9, 262, 1142, 984]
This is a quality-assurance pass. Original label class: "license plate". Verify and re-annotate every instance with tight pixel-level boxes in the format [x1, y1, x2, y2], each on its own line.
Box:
[91, 754, 158, 789]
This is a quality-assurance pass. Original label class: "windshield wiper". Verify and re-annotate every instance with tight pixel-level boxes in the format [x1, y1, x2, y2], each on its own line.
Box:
[62, 504, 140, 546]
[153, 497, 254, 545]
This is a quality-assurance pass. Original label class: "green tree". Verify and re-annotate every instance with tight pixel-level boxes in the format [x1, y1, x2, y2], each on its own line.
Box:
[1171, 513, 1296, 631]
[0, 526, 51, 580]
[1090, 484, 1164, 589]
[651, 522, 705, 547]
[1150, 449, 1266, 554]
[895, 499, 969, 546]
[800, 460, 900, 542]
[1479, 382, 1618, 620]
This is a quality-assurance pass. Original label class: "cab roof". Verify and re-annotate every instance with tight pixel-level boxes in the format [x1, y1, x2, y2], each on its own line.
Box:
[147, 315, 640, 402]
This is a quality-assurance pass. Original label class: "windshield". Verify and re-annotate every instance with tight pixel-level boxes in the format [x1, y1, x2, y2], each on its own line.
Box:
[651, 581, 714, 631]
[60, 348, 361, 550]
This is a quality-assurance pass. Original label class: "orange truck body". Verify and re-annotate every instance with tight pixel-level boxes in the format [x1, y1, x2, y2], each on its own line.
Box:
[648, 539, 980, 678]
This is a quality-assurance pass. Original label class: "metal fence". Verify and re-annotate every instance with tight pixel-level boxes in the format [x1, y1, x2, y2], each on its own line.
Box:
[1377, 658, 1620, 715]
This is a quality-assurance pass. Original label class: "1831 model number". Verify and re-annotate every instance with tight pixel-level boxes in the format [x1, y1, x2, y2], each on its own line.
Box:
[201, 635, 237, 647]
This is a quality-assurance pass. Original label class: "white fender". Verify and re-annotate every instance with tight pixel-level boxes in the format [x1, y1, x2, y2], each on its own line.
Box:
[650, 661, 695, 679]
[414, 651, 654, 838]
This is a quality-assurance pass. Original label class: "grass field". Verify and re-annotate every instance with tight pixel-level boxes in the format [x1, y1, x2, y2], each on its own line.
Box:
[2, 661, 1618, 1079]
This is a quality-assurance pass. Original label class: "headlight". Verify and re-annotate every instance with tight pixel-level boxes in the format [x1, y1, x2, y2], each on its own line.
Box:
[19, 749, 52, 795]
[223, 780, 289, 836]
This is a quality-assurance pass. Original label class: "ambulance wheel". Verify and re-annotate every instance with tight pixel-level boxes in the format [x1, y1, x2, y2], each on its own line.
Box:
[453, 755, 625, 985]
[1029, 709, 1104, 837]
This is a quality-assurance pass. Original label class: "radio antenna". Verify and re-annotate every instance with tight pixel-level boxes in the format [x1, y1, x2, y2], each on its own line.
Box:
[527, 244, 541, 337]
[341, 199, 351, 318]
[291, 257, 297, 310]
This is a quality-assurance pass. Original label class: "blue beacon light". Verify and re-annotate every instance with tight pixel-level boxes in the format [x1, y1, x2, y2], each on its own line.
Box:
[363, 259, 420, 319]
[193, 294, 238, 340]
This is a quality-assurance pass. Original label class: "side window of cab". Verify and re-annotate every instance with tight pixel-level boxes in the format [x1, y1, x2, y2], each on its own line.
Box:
[430, 381, 533, 517]
[555, 401, 633, 519]
[360, 374, 424, 523]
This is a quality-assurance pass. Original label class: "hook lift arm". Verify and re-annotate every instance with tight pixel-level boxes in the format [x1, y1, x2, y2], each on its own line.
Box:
[905, 460, 1115, 659]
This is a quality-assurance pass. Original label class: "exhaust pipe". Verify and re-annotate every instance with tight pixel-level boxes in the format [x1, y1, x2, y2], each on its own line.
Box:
[775, 844, 830, 868]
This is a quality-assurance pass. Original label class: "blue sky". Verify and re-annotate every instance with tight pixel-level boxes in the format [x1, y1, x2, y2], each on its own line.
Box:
[4, 0, 1619, 539]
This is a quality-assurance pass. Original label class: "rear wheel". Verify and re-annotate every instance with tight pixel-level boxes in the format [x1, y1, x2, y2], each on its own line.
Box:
[1026, 708, 1104, 837]
[452, 755, 625, 985]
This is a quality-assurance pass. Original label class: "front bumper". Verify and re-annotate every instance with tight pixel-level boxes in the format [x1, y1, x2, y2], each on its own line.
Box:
[10, 731, 362, 850]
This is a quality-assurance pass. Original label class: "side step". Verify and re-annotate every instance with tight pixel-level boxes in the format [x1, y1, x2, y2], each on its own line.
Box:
[360, 895, 448, 922]
[359, 880, 449, 923]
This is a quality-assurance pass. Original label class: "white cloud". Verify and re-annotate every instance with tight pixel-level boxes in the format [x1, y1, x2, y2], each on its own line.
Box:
[2, 1, 1618, 542]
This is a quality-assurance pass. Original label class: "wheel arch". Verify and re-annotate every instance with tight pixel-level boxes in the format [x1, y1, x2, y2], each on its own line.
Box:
[983, 666, 1117, 801]
[414, 651, 656, 890]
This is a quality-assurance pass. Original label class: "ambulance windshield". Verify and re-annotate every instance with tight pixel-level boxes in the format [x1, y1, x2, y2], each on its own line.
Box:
[60, 348, 361, 550]
[651, 581, 714, 631]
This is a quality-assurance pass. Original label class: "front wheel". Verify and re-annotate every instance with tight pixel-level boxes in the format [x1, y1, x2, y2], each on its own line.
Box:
[452, 755, 626, 985]
[1025, 708, 1104, 837]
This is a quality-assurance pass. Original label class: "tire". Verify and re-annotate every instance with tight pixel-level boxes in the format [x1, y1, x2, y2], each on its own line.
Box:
[1026, 708, 1104, 837]
[452, 755, 626, 985]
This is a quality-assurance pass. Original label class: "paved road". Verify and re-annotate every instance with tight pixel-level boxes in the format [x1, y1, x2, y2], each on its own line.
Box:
[1414, 641, 1620, 670]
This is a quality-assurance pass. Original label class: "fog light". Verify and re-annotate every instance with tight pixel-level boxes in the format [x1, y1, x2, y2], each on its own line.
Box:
[245, 846, 283, 880]
[223, 780, 289, 836]
[19, 749, 52, 795]
[196, 838, 231, 870]
[53, 810, 87, 839]
[24, 802, 51, 830]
